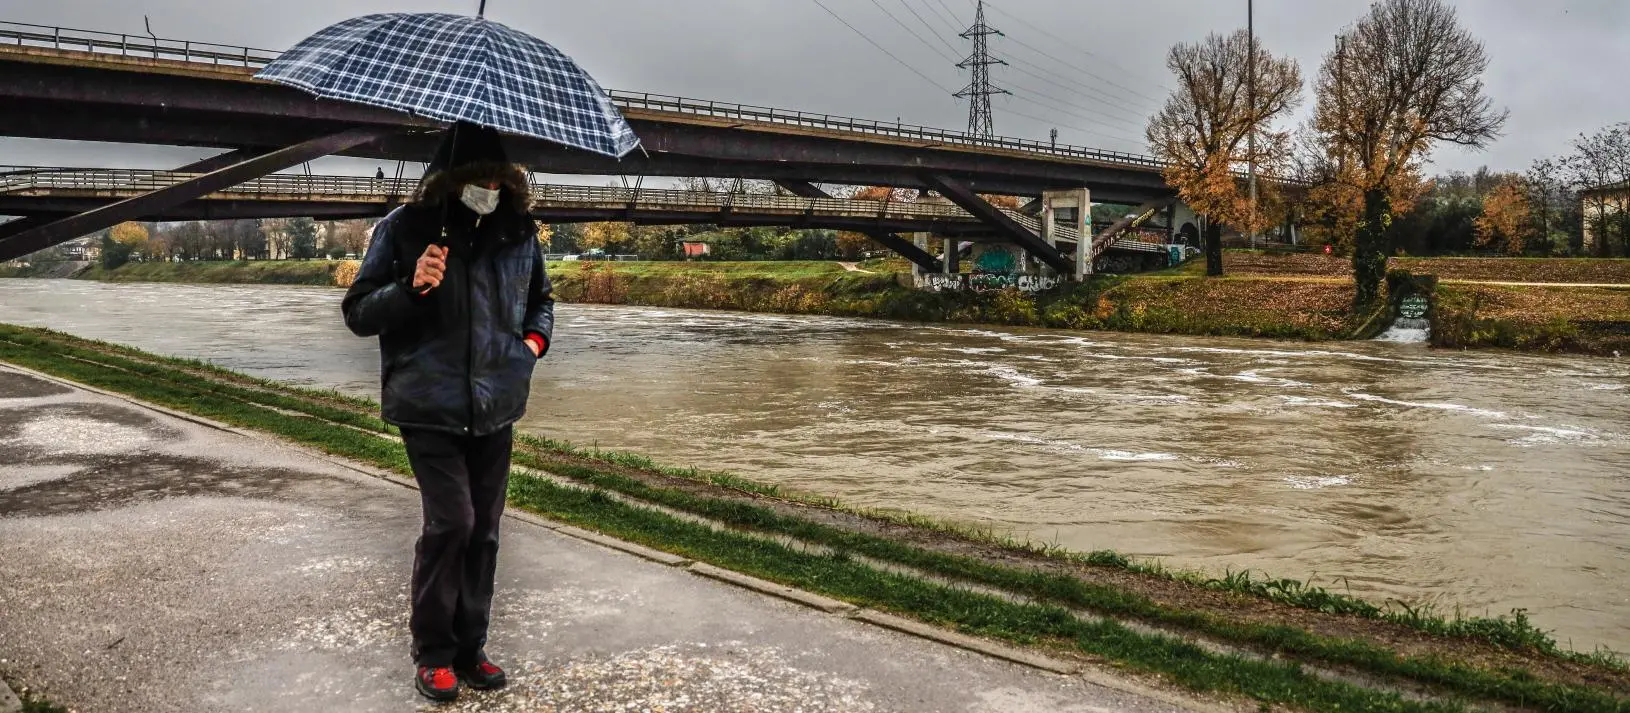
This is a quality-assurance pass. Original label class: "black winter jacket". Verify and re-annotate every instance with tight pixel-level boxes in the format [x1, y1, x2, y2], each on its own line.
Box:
[342, 203, 554, 437]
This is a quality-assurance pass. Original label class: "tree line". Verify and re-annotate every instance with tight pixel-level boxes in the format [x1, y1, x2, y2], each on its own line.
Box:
[97, 217, 375, 269]
[1146, 0, 1537, 307]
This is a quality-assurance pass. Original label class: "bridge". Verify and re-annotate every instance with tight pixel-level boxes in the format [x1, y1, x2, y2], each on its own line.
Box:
[0, 20, 1194, 276]
[0, 166, 1174, 272]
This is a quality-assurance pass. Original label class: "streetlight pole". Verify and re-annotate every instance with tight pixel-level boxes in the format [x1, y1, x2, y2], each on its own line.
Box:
[1247, 0, 1257, 249]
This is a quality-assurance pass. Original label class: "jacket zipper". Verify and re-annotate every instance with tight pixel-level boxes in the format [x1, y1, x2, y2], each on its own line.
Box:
[464, 242, 475, 434]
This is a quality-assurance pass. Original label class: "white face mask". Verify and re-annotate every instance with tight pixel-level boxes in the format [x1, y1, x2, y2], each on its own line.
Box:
[460, 184, 501, 216]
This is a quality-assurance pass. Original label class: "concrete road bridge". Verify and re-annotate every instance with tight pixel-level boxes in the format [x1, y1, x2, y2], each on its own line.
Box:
[0, 20, 1198, 275]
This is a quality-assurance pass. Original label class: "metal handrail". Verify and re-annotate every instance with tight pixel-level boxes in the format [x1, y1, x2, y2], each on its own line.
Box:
[0, 21, 278, 67]
[0, 168, 974, 221]
[606, 91, 1165, 168]
[0, 21, 1167, 170]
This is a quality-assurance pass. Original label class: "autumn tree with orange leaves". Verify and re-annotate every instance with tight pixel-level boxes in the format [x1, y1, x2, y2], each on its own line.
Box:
[1313, 0, 1505, 305]
[1146, 30, 1301, 276]
[1474, 178, 1533, 255]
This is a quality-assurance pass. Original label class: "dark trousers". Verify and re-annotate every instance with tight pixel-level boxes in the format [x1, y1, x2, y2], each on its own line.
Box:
[401, 425, 513, 667]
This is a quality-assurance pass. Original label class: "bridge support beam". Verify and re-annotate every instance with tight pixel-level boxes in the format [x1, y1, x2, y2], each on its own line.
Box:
[772, 180, 942, 273]
[0, 128, 389, 263]
[0, 215, 68, 243]
[923, 175, 1073, 276]
[173, 148, 270, 174]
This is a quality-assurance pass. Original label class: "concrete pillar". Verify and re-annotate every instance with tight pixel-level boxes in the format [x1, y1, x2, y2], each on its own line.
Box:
[1039, 202, 1055, 254]
[1073, 188, 1091, 279]
[1042, 188, 1091, 280]
[911, 233, 929, 280]
[942, 238, 954, 275]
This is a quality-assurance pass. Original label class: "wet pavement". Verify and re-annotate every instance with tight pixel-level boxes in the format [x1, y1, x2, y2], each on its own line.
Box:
[0, 365, 1211, 713]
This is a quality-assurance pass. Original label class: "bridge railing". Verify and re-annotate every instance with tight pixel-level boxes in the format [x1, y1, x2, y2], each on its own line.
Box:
[607, 91, 1165, 169]
[0, 21, 1169, 171]
[0, 166, 417, 196]
[0, 21, 279, 67]
[531, 181, 970, 220]
[0, 167, 974, 221]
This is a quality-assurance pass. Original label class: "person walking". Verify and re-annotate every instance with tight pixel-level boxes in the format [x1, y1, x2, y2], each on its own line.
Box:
[341, 122, 552, 703]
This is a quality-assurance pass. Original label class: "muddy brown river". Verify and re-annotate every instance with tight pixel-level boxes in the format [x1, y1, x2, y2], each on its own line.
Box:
[4, 279, 1627, 654]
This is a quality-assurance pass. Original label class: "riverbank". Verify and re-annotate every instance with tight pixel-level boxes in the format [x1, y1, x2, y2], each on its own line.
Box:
[544, 260, 1630, 354]
[7, 257, 1627, 354]
[2, 323, 1627, 712]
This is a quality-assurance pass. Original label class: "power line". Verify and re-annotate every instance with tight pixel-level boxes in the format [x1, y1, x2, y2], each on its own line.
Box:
[864, 0, 960, 65]
[915, 0, 963, 36]
[809, 0, 955, 94]
[930, 0, 965, 30]
[1001, 93, 1146, 146]
[896, 0, 963, 57]
[997, 50, 1153, 116]
[997, 55, 1149, 127]
[978, 1, 1173, 95]
[999, 101, 1148, 151]
[998, 32, 1167, 109]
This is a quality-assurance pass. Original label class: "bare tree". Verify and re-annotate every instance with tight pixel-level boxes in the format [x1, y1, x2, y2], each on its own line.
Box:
[1605, 124, 1630, 256]
[1524, 158, 1574, 255]
[229, 219, 268, 260]
[1147, 29, 1302, 276]
[1568, 127, 1621, 257]
[1314, 0, 1506, 305]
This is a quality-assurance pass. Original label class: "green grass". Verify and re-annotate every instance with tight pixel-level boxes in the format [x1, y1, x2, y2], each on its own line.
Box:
[0, 675, 67, 713]
[545, 260, 850, 279]
[4, 323, 1628, 712]
[20, 695, 68, 713]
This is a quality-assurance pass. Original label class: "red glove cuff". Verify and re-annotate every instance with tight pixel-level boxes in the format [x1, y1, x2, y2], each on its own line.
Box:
[524, 332, 547, 356]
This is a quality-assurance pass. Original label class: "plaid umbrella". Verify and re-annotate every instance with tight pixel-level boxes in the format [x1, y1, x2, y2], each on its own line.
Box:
[256, 13, 640, 158]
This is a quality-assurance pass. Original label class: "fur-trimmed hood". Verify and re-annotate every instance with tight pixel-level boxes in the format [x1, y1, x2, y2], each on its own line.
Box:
[413, 161, 532, 215]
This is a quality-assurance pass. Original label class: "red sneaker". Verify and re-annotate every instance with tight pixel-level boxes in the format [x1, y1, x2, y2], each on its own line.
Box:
[456, 657, 507, 690]
[415, 665, 459, 702]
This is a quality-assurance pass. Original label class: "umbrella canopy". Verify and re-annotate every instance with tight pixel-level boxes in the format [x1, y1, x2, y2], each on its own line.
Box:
[256, 13, 640, 158]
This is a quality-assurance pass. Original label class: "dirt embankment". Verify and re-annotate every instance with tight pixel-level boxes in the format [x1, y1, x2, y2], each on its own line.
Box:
[1223, 252, 1630, 284]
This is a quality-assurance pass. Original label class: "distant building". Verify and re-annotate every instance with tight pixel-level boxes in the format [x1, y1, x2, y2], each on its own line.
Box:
[61, 236, 100, 262]
[1581, 180, 1629, 256]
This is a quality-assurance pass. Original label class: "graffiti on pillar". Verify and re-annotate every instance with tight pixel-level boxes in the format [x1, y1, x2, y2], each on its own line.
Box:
[973, 249, 1017, 274]
[916, 272, 1060, 293]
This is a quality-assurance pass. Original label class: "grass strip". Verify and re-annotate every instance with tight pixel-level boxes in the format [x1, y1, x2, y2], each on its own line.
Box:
[509, 459, 1625, 712]
[0, 333, 1489, 713]
[3, 325, 1626, 710]
[505, 477, 1473, 713]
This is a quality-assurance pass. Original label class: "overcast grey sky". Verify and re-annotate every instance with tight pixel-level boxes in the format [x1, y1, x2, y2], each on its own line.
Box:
[3, 0, 1626, 177]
